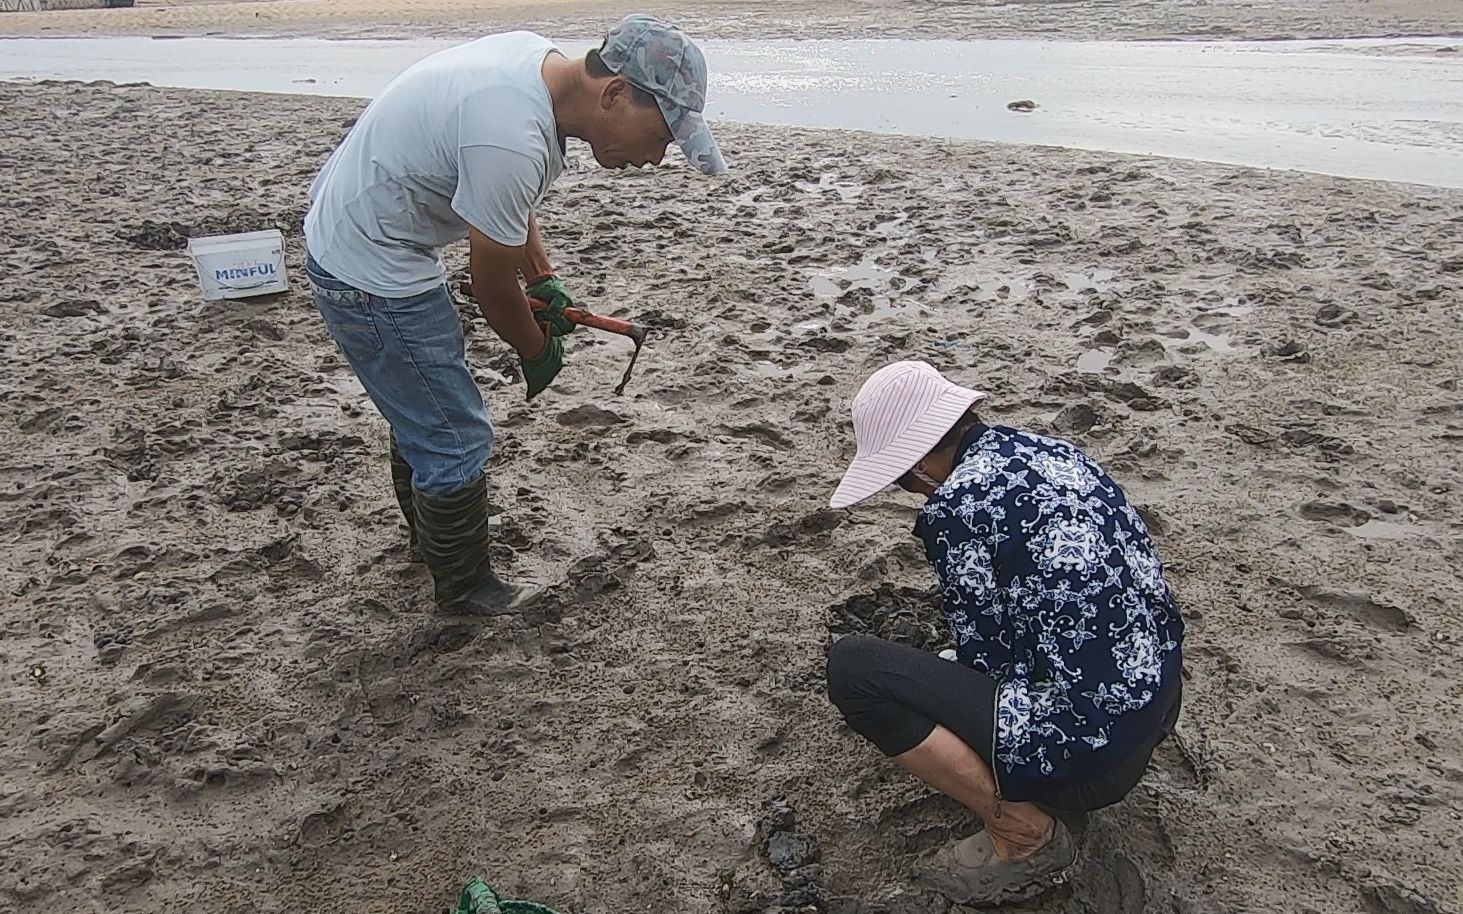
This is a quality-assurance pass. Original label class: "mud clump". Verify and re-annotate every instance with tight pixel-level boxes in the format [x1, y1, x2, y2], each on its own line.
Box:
[754, 795, 828, 912]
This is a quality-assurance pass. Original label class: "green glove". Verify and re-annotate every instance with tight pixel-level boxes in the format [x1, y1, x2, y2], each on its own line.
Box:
[525, 275, 577, 337]
[520, 333, 564, 401]
[454, 876, 565, 914]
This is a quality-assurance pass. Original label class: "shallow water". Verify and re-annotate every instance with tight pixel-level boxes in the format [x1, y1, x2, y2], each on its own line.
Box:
[1347, 518, 1424, 540]
[2, 35, 1461, 186]
[1077, 349, 1116, 373]
[1174, 326, 1236, 354]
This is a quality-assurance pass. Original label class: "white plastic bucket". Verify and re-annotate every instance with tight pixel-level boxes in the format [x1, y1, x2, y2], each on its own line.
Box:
[187, 229, 289, 300]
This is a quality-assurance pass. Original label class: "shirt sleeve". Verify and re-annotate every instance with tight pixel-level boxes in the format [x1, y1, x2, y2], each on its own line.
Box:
[451, 144, 544, 247]
[918, 505, 995, 655]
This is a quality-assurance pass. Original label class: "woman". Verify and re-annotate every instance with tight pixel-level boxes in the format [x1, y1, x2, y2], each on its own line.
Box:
[826, 360, 1185, 906]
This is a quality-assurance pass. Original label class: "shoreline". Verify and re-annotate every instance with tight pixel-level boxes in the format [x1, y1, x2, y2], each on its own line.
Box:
[9, 26, 1463, 192]
[4, 30, 1461, 41]
[2, 0, 1461, 42]
[19, 75, 1463, 194]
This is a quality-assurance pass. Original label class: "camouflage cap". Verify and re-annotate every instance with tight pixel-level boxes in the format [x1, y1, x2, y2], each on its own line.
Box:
[599, 13, 728, 176]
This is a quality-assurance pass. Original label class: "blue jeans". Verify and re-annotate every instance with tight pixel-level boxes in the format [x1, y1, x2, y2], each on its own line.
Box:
[304, 253, 493, 497]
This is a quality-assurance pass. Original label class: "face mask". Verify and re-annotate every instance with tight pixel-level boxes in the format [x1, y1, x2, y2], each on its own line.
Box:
[909, 465, 941, 489]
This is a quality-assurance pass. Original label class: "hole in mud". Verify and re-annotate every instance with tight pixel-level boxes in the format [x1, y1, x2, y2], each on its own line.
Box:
[1298, 500, 1371, 527]
[1294, 585, 1414, 632]
[827, 584, 947, 651]
[431, 625, 478, 654]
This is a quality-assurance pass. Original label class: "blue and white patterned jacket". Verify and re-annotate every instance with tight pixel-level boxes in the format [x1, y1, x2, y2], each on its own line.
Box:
[915, 424, 1185, 800]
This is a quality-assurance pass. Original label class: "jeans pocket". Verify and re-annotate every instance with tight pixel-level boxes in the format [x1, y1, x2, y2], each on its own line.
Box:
[381, 285, 469, 368]
[304, 256, 355, 293]
[310, 281, 384, 358]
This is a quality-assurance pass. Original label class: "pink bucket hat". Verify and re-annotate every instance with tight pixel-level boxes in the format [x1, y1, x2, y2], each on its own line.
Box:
[829, 361, 987, 509]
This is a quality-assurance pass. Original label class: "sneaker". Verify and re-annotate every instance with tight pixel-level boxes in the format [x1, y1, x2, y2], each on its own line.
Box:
[915, 819, 1075, 907]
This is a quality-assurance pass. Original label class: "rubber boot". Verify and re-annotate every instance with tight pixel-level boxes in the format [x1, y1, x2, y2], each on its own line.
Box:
[388, 431, 419, 556]
[412, 475, 540, 615]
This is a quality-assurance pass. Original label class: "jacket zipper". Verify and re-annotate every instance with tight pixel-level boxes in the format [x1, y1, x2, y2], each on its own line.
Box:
[991, 681, 1004, 819]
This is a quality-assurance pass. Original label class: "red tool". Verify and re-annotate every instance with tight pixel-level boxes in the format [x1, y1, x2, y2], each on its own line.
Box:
[456, 279, 650, 396]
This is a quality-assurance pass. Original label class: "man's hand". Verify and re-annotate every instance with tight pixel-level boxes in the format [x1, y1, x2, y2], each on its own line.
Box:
[468, 227, 550, 360]
[525, 275, 577, 337]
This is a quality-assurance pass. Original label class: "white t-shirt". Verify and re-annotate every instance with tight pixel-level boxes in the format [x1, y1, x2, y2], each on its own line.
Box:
[304, 32, 568, 298]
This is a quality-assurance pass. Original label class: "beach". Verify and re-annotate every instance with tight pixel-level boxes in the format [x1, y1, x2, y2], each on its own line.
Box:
[2, 4, 1462, 914]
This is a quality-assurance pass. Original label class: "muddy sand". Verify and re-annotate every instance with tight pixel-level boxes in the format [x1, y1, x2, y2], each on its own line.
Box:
[2, 79, 1462, 914]
[1, 0, 1461, 41]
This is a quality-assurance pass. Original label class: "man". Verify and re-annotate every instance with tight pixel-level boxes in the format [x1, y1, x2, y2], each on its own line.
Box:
[825, 361, 1185, 906]
[302, 15, 726, 615]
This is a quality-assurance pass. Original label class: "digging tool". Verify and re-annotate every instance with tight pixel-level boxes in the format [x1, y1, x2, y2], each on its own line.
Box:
[455, 280, 650, 396]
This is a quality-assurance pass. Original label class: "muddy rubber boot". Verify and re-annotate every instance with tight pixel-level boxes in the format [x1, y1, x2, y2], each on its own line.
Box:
[388, 431, 420, 558]
[412, 475, 540, 616]
[914, 819, 1075, 907]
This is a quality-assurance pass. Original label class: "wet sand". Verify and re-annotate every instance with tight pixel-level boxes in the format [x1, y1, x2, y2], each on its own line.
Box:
[1, 0, 1461, 41]
[2, 78, 1461, 914]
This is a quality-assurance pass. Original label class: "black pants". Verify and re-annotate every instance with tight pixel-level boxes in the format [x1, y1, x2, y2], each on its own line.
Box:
[826, 634, 1180, 812]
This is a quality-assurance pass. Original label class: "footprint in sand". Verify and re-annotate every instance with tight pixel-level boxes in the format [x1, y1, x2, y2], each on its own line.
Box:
[1152, 309, 1253, 358]
[1112, 338, 1168, 368]
[297, 801, 349, 849]
[1360, 881, 1453, 914]
[1263, 339, 1311, 363]
[1298, 500, 1372, 528]
[1315, 302, 1360, 327]
[555, 404, 627, 428]
[875, 792, 971, 844]
[1051, 804, 1173, 914]
[755, 508, 844, 549]
[1175, 326, 1236, 355]
[1290, 584, 1415, 632]
[1072, 852, 1147, 914]
[1053, 402, 1102, 436]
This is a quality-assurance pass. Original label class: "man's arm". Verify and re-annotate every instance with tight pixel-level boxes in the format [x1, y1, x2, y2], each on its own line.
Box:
[520, 212, 554, 282]
[450, 141, 551, 359]
[468, 226, 548, 359]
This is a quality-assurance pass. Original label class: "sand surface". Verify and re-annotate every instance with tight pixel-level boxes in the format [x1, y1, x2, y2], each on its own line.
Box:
[3, 78, 1463, 914]
[0, 0, 1460, 40]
